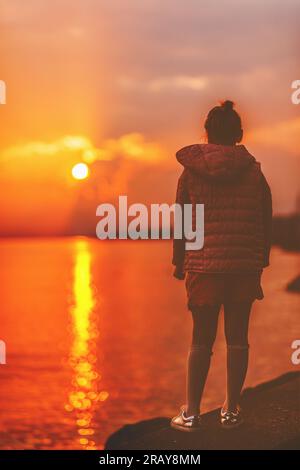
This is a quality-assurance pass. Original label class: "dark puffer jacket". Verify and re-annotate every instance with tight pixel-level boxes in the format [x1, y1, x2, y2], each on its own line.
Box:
[172, 144, 272, 273]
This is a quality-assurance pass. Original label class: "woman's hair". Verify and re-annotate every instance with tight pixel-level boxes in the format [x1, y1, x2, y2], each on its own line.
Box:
[204, 100, 243, 145]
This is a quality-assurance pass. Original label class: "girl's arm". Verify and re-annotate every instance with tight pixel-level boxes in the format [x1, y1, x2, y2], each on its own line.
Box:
[172, 169, 189, 278]
[261, 174, 273, 267]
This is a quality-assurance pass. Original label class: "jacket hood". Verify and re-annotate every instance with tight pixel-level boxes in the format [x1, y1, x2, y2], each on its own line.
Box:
[176, 144, 258, 181]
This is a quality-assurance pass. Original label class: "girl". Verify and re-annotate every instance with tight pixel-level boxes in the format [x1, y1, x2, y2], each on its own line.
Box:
[171, 100, 272, 431]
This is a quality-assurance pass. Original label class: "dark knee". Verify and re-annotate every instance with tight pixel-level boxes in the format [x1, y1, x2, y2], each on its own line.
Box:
[227, 343, 249, 351]
[224, 301, 252, 348]
[225, 333, 249, 348]
[192, 329, 216, 350]
[225, 331, 249, 348]
[191, 304, 219, 351]
[190, 322, 215, 356]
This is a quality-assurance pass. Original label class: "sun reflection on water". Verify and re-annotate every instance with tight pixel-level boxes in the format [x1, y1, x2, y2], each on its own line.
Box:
[65, 239, 108, 450]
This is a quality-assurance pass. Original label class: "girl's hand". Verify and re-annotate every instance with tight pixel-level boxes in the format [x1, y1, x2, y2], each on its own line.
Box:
[173, 266, 185, 280]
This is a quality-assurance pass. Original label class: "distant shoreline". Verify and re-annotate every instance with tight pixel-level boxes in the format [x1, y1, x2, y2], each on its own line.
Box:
[0, 213, 299, 252]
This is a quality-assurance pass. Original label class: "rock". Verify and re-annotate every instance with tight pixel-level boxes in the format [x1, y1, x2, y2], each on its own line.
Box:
[105, 372, 300, 450]
[287, 275, 300, 293]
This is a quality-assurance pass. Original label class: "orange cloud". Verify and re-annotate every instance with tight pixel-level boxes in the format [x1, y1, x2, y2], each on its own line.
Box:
[119, 75, 208, 93]
[0, 133, 168, 235]
[247, 118, 300, 156]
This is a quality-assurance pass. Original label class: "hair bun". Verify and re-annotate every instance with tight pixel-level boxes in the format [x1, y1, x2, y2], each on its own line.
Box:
[221, 100, 234, 111]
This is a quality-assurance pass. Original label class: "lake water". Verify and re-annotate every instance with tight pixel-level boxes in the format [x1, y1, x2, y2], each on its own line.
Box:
[0, 238, 299, 449]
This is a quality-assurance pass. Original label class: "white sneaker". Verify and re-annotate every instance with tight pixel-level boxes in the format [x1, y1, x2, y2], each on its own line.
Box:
[220, 406, 243, 429]
[171, 405, 202, 432]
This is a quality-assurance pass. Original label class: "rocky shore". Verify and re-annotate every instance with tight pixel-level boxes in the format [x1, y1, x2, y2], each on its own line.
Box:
[105, 372, 300, 450]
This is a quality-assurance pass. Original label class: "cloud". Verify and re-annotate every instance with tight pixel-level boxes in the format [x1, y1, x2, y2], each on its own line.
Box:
[248, 118, 300, 155]
[0, 132, 171, 234]
[90, 133, 166, 162]
[1, 0, 299, 218]
[119, 75, 208, 93]
[1, 133, 166, 168]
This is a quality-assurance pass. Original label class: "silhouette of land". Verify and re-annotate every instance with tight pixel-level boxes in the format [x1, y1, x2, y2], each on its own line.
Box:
[273, 214, 300, 251]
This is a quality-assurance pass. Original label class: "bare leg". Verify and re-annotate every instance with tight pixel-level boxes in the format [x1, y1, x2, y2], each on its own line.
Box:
[186, 304, 220, 416]
[223, 301, 253, 412]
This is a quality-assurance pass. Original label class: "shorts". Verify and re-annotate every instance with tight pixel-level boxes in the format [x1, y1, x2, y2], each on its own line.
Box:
[185, 271, 264, 310]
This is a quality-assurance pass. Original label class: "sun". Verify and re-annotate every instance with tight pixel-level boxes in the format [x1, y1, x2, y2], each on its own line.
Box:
[72, 163, 89, 180]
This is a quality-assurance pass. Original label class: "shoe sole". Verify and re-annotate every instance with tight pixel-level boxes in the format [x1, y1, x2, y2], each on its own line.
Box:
[170, 421, 202, 433]
[220, 418, 244, 430]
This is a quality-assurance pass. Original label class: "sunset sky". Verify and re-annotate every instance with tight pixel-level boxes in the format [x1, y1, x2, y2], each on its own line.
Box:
[0, 0, 299, 235]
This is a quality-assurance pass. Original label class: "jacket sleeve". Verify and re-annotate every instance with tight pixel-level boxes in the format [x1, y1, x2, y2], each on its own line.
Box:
[172, 169, 190, 270]
[261, 173, 273, 267]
